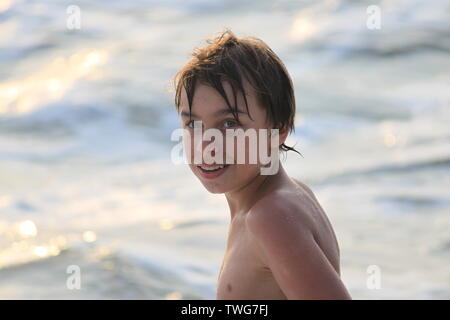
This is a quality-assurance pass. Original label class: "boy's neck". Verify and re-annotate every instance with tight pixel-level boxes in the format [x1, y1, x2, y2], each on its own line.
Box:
[224, 162, 287, 220]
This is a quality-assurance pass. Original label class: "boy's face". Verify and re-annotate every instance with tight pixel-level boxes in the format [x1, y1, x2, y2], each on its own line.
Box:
[178, 79, 285, 194]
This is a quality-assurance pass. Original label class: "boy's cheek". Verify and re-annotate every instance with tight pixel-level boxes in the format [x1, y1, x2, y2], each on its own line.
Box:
[182, 136, 195, 164]
[187, 163, 198, 176]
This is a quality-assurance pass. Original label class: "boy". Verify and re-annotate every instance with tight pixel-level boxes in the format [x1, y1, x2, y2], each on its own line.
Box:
[172, 29, 351, 300]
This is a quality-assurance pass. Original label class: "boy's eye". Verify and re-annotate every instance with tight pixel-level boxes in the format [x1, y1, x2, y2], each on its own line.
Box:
[223, 119, 239, 128]
[185, 120, 195, 129]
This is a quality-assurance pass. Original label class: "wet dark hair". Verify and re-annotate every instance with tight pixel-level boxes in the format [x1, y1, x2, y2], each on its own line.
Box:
[172, 28, 302, 156]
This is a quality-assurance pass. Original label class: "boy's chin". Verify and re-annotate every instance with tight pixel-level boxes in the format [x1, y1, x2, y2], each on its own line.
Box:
[201, 183, 229, 194]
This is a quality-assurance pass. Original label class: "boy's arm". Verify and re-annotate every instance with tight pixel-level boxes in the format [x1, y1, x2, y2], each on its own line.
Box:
[246, 198, 352, 300]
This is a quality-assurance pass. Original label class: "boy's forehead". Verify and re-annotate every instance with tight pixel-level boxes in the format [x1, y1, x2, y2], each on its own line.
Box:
[179, 79, 255, 116]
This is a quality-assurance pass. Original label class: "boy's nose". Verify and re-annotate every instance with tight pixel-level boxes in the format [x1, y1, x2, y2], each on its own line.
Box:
[195, 135, 217, 155]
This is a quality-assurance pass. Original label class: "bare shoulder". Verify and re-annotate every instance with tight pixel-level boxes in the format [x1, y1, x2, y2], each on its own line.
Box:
[290, 177, 323, 207]
[244, 181, 350, 299]
[246, 178, 342, 275]
[246, 180, 320, 239]
[245, 187, 318, 244]
[244, 189, 316, 276]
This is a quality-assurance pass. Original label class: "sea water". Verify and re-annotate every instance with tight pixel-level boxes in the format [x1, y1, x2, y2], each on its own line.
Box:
[0, 0, 449, 299]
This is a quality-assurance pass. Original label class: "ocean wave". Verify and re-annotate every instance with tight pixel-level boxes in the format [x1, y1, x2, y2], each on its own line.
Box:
[317, 156, 450, 185]
[0, 243, 207, 299]
[0, 103, 110, 135]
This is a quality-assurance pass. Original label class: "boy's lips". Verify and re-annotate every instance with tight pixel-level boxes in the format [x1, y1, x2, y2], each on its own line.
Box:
[196, 164, 231, 179]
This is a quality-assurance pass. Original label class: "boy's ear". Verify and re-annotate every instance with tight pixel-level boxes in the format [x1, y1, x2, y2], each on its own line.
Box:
[277, 126, 289, 147]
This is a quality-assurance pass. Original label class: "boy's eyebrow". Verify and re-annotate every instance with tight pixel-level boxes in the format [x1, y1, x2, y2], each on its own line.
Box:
[180, 108, 248, 118]
[180, 110, 199, 118]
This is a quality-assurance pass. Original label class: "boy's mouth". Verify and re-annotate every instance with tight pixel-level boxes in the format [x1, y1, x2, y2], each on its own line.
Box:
[196, 164, 230, 179]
